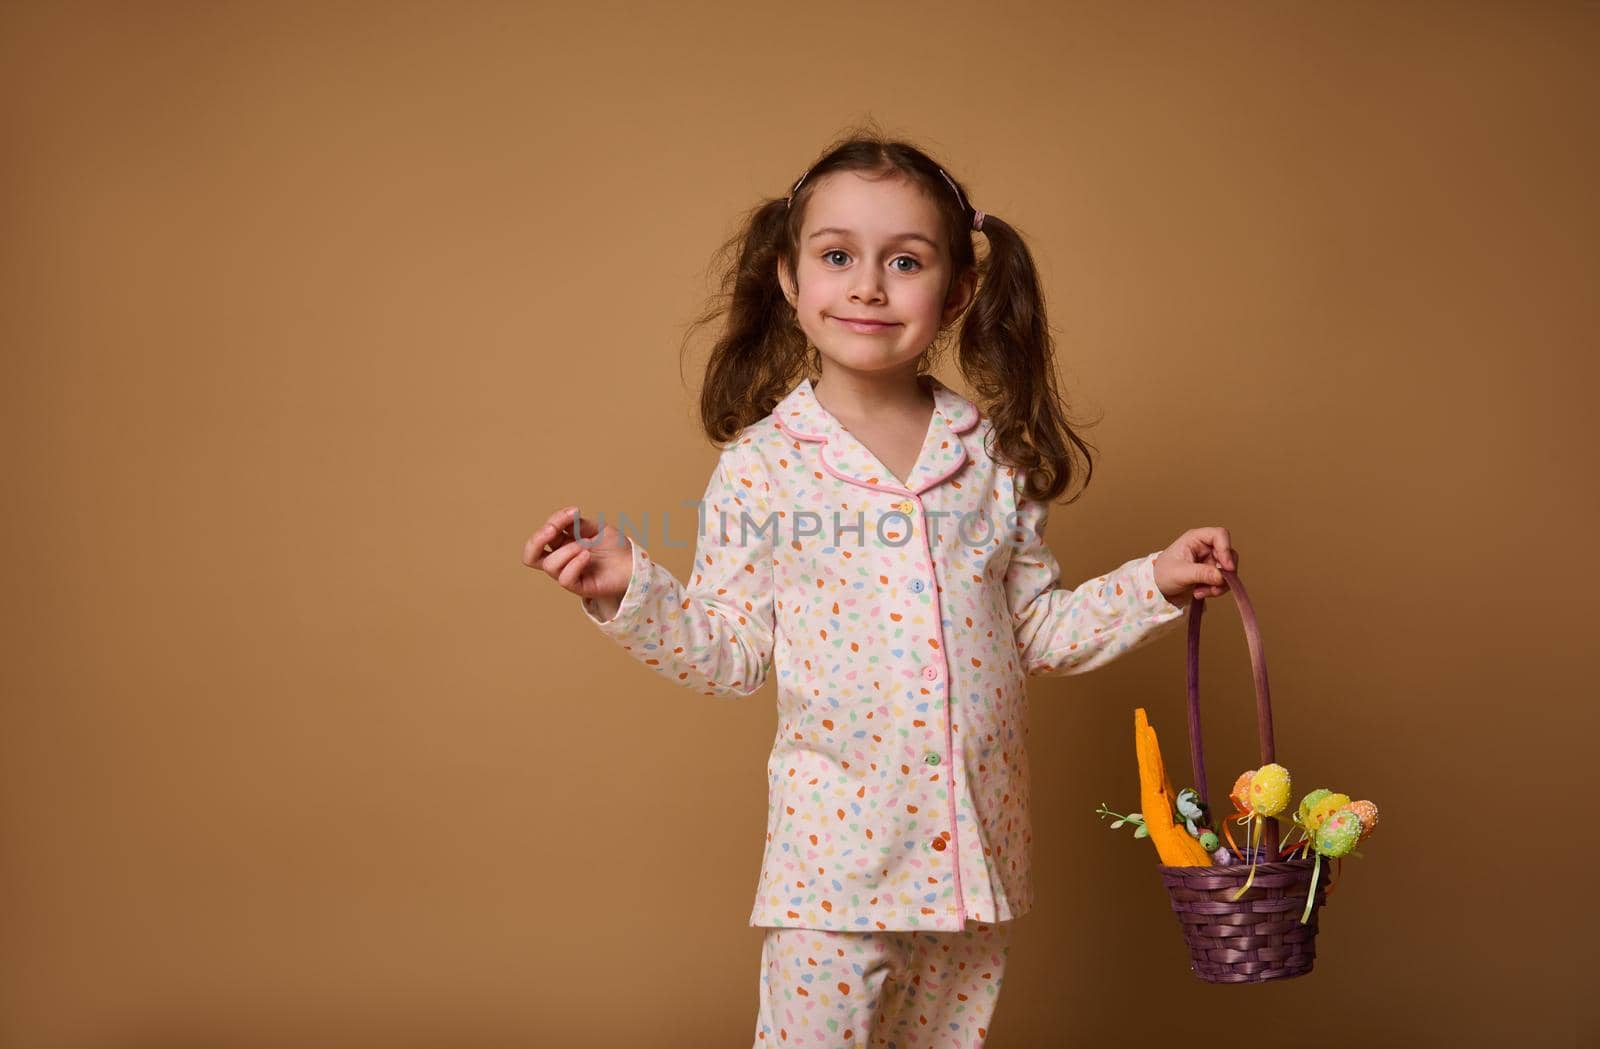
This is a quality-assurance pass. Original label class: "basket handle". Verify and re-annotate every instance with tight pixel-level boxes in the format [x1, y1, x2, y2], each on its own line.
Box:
[1183, 566, 1281, 856]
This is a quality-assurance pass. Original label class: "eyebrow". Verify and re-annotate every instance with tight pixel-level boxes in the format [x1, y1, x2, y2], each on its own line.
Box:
[807, 227, 939, 251]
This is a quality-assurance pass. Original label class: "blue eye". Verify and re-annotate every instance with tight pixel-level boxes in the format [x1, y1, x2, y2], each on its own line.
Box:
[821, 249, 922, 273]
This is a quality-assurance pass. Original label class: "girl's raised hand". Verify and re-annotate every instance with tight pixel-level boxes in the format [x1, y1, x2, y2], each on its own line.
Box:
[1152, 527, 1239, 606]
[522, 506, 632, 602]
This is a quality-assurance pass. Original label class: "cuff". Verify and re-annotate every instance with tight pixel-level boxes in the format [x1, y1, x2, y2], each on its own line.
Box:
[580, 535, 649, 631]
[1136, 551, 1185, 616]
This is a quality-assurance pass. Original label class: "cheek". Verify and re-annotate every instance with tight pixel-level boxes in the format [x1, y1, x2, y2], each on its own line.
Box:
[796, 273, 837, 311]
[905, 285, 949, 322]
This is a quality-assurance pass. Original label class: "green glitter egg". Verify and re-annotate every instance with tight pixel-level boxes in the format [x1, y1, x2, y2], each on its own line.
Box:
[1315, 808, 1362, 857]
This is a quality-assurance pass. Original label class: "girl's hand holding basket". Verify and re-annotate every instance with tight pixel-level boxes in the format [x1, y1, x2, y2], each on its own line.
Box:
[1152, 526, 1238, 604]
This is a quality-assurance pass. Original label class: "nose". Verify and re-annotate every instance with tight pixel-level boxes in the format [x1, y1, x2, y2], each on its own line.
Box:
[849, 268, 886, 305]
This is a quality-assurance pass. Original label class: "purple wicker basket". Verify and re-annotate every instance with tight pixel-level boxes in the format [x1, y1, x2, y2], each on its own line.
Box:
[1157, 566, 1327, 984]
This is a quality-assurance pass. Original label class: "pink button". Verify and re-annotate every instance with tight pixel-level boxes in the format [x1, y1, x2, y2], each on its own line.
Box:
[923, 665, 940, 681]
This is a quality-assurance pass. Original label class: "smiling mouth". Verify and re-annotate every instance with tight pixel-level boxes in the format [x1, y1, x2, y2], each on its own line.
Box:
[832, 317, 899, 331]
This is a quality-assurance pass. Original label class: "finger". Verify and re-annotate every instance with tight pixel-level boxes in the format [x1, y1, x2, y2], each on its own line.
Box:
[557, 546, 591, 591]
[568, 507, 605, 541]
[561, 506, 615, 549]
[541, 504, 581, 534]
[1186, 528, 1228, 570]
[526, 514, 578, 569]
[529, 506, 602, 570]
[539, 537, 588, 585]
[1211, 527, 1234, 571]
[525, 528, 560, 569]
[531, 504, 577, 544]
[526, 522, 563, 565]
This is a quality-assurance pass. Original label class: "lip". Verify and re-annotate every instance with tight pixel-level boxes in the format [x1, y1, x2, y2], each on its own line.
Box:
[831, 316, 900, 332]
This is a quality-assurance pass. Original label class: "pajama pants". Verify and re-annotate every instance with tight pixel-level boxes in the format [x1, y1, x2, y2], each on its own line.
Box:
[751, 920, 1013, 1048]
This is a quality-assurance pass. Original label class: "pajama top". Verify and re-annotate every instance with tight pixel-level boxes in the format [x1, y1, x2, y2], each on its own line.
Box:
[581, 375, 1187, 932]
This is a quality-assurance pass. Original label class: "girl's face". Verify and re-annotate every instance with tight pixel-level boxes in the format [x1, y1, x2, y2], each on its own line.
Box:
[779, 170, 974, 380]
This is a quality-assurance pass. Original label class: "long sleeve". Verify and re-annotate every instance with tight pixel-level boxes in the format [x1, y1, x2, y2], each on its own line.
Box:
[1002, 482, 1186, 677]
[580, 439, 776, 697]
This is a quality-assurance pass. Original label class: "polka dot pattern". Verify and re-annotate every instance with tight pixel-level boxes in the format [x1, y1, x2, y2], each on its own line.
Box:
[583, 376, 1186, 932]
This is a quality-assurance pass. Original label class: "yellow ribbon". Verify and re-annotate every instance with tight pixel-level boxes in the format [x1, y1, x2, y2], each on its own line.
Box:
[1228, 814, 1263, 901]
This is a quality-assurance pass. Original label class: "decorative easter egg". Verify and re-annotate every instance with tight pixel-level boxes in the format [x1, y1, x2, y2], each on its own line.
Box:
[1249, 763, 1291, 816]
[1295, 788, 1332, 826]
[1199, 830, 1219, 851]
[1347, 800, 1379, 842]
[1315, 807, 1362, 857]
[1306, 792, 1352, 832]
[1229, 770, 1255, 815]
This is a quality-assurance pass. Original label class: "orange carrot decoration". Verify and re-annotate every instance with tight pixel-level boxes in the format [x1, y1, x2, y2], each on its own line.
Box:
[1134, 709, 1212, 867]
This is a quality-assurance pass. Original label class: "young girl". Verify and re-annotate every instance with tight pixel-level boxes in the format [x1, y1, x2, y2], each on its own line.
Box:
[524, 132, 1238, 1048]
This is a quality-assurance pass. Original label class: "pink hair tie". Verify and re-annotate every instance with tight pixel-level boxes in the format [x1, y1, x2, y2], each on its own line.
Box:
[973, 210, 985, 231]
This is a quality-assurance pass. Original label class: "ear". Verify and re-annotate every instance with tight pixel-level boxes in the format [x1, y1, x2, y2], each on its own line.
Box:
[776, 257, 797, 308]
[941, 269, 977, 326]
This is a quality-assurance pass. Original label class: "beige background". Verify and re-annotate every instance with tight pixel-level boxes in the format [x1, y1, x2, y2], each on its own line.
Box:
[3, 2, 1594, 1046]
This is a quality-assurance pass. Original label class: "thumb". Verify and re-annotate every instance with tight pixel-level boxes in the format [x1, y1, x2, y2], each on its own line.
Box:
[1186, 562, 1227, 588]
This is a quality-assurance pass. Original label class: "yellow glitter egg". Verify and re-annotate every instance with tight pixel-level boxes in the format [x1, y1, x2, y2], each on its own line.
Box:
[1347, 799, 1379, 842]
[1306, 792, 1352, 832]
[1295, 788, 1332, 826]
[1248, 763, 1291, 816]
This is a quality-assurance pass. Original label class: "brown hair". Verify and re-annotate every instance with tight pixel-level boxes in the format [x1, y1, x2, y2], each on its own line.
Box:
[679, 123, 1098, 505]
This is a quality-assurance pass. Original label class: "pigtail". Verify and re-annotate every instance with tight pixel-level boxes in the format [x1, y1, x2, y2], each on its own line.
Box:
[681, 197, 812, 445]
[958, 212, 1097, 506]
